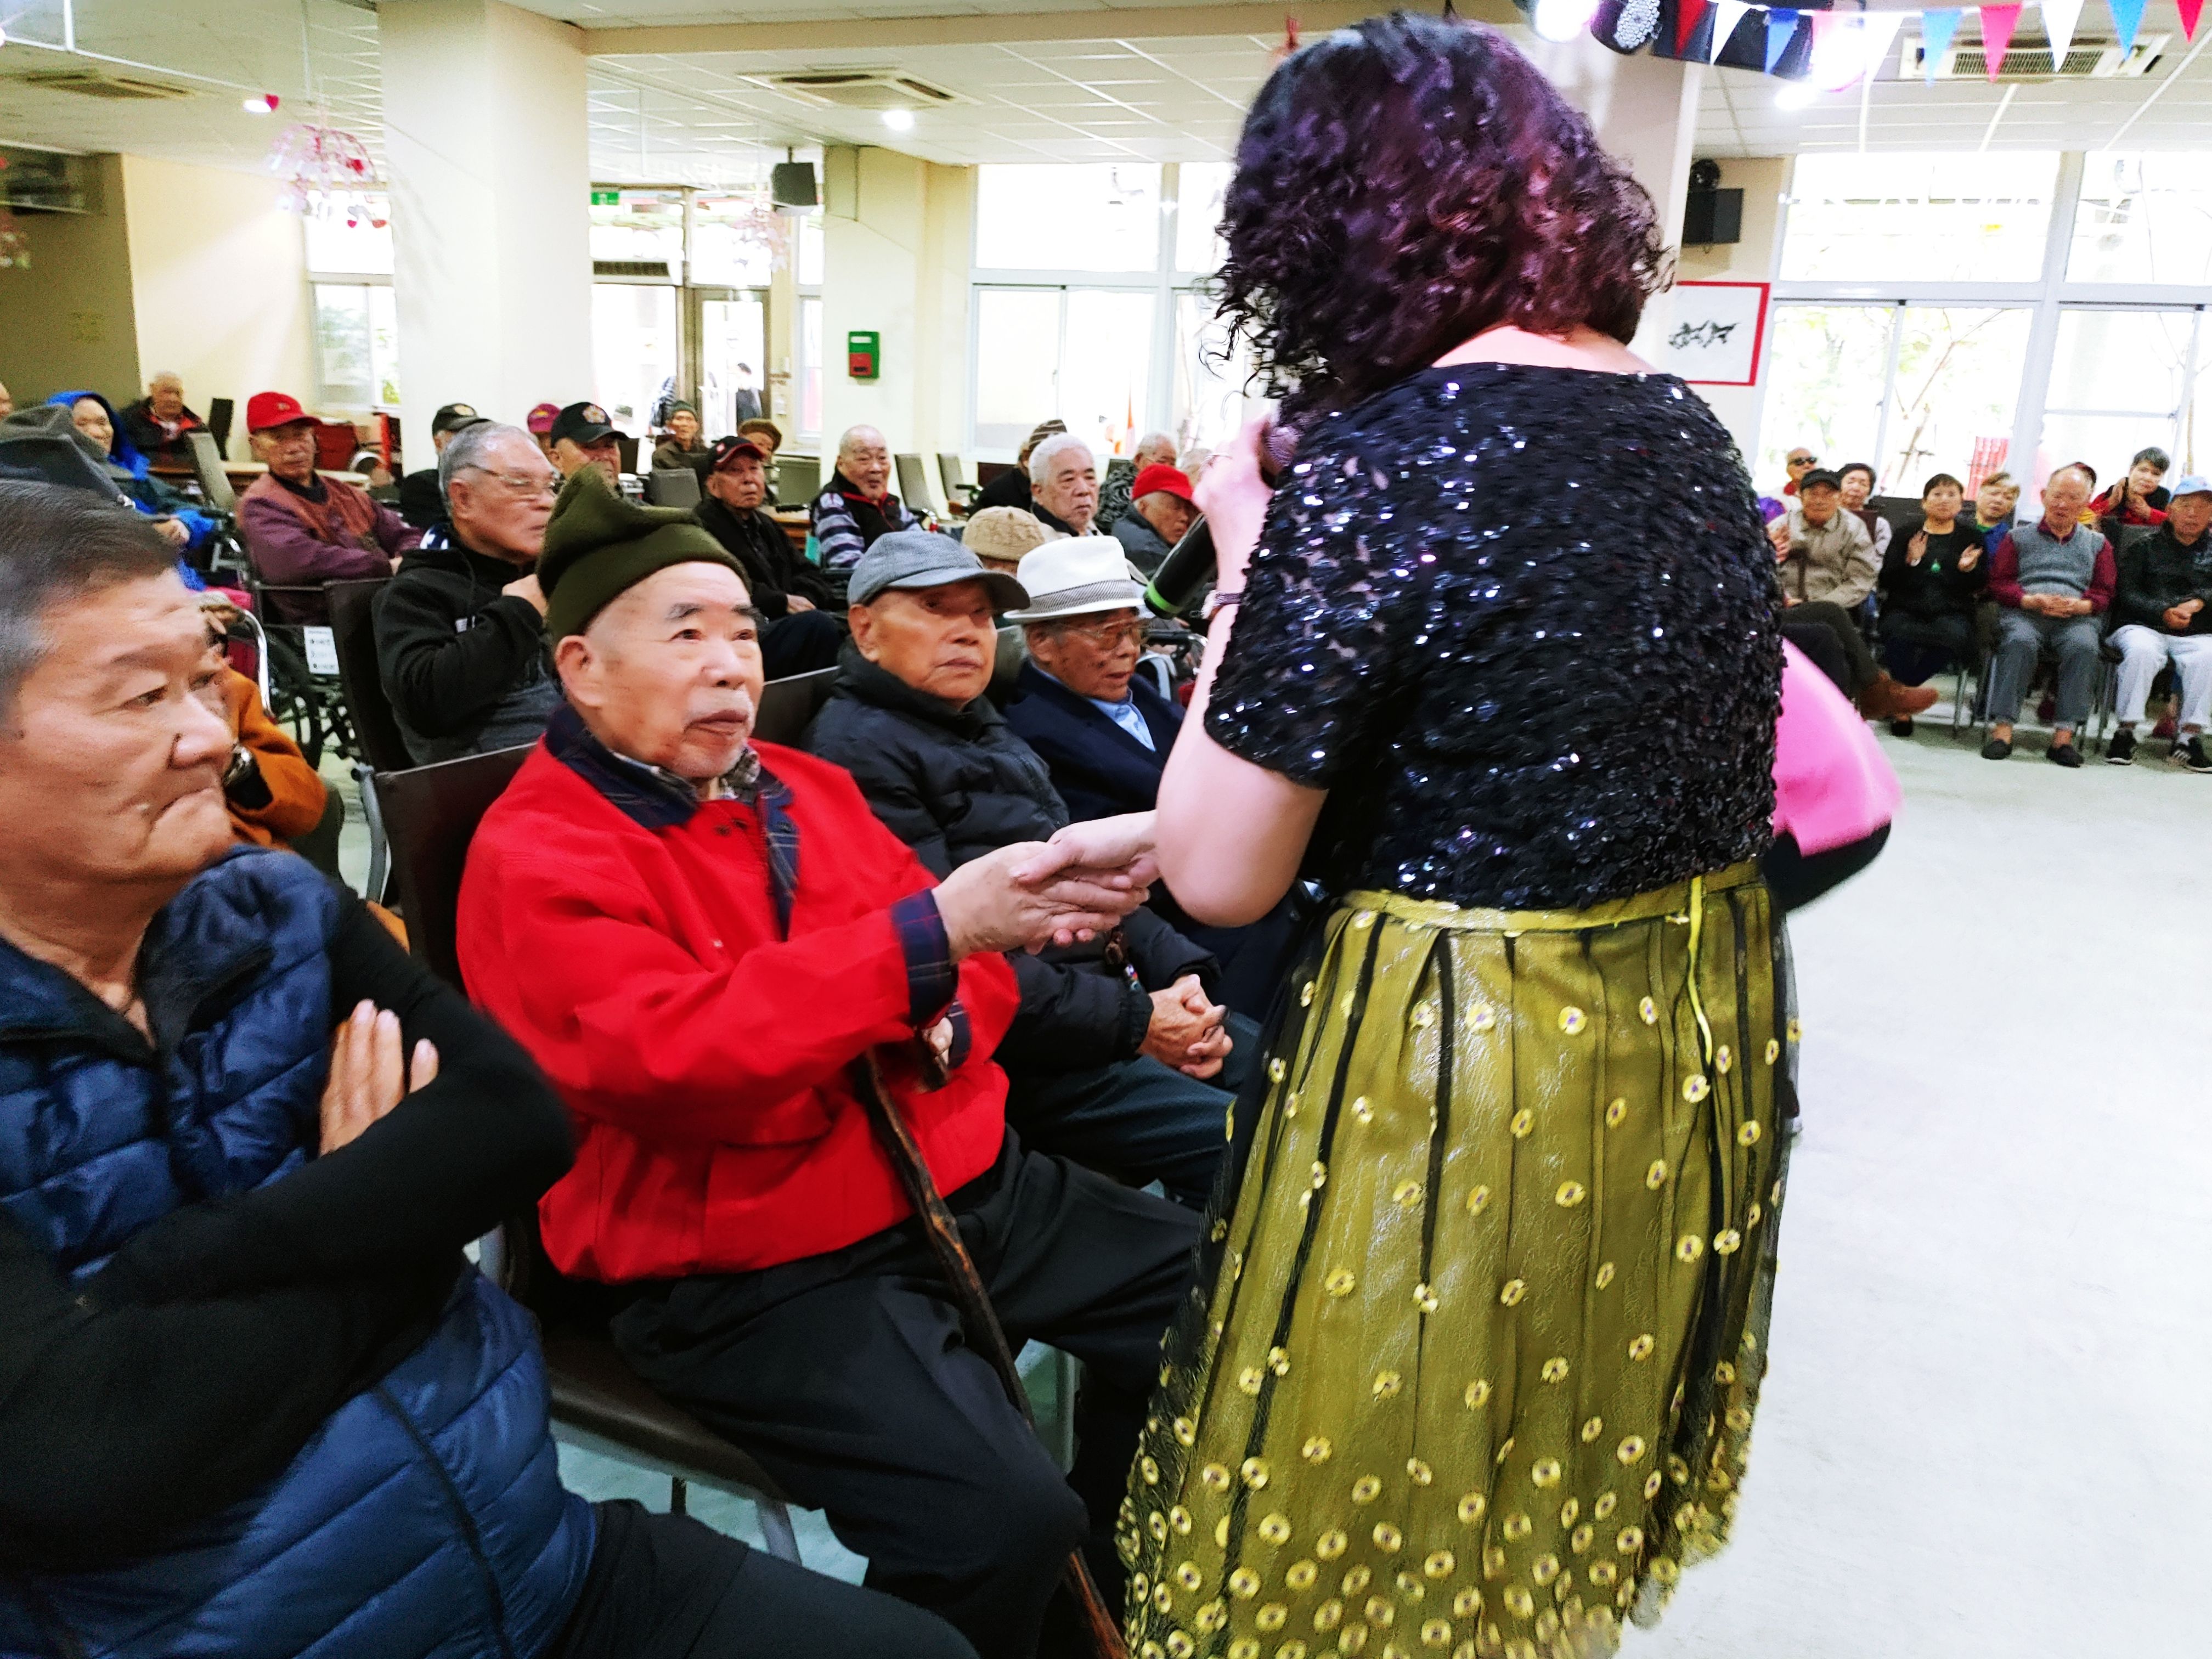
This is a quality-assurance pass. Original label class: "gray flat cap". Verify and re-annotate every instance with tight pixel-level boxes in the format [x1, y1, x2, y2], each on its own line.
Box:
[848, 528, 1029, 611]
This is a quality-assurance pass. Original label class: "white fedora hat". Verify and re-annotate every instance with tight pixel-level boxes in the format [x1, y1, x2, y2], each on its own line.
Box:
[1000, 536, 1149, 623]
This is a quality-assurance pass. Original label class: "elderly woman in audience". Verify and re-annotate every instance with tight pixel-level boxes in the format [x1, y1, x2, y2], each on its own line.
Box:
[1026, 432, 1099, 538]
[809, 529, 1251, 1210]
[1877, 471, 1988, 735]
[193, 619, 335, 856]
[51, 390, 215, 556]
[0, 481, 973, 1659]
[1967, 469, 2022, 541]
[1837, 460, 1893, 561]
[812, 422, 917, 574]
[1005, 538, 1300, 1015]
[2092, 444, 2171, 540]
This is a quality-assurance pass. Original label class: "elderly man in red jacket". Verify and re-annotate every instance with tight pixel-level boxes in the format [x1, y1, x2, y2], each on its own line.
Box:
[459, 470, 1199, 1659]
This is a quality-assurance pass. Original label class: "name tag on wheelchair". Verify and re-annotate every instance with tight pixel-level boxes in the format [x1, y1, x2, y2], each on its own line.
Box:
[303, 627, 340, 676]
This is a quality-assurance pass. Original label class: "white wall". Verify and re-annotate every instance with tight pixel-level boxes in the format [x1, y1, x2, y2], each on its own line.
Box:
[821, 146, 973, 500]
[381, 0, 592, 452]
[1677, 157, 1791, 465]
[121, 153, 313, 441]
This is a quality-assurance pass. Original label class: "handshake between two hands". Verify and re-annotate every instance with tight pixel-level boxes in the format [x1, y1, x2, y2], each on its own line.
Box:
[932, 812, 1163, 960]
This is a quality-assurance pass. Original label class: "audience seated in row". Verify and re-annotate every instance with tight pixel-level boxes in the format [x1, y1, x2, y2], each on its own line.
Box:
[118, 370, 207, 468]
[548, 402, 625, 487]
[1771, 467, 1936, 722]
[970, 419, 1066, 514]
[1093, 430, 1176, 534]
[0, 481, 985, 1659]
[1002, 538, 1304, 1015]
[653, 402, 710, 472]
[691, 433, 842, 678]
[2106, 472, 2212, 771]
[237, 390, 418, 624]
[963, 504, 1051, 575]
[374, 421, 562, 763]
[812, 424, 917, 572]
[807, 532, 1249, 1209]
[1026, 433, 1101, 539]
[1110, 461, 1199, 577]
[456, 473, 1195, 1659]
[1980, 462, 2114, 768]
[2092, 444, 2170, 543]
[396, 401, 489, 531]
[1875, 471, 1987, 731]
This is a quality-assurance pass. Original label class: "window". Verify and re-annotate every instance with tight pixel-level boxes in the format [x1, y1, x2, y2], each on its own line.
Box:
[970, 163, 1233, 458]
[798, 295, 823, 441]
[1779, 153, 2060, 284]
[312, 284, 399, 410]
[1756, 306, 1894, 487]
[590, 191, 685, 277]
[690, 196, 776, 287]
[2068, 154, 2212, 287]
[2042, 308, 2203, 482]
[975, 164, 1163, 273]
[303, 200, 392, 278]
[1174, 291, 1259, 455]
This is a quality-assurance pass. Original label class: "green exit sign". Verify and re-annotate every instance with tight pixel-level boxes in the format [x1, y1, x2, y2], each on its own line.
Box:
[590, 189, 621, 206]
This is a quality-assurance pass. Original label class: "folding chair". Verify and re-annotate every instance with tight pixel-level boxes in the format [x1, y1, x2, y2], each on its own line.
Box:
[937, 453, 975, 515]
[895, 453, 938, 518]
[324, 578, 410, 901]
[373, 742, 804, 1558]
[753, 664, 840, 746]
[646, 468, 702, 509]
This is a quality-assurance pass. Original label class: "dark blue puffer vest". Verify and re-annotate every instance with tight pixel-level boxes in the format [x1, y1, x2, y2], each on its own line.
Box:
[0, 850, 593, 1659]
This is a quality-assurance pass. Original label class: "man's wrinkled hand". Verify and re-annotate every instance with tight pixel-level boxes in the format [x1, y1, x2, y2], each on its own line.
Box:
[936, 842, 1145, 960]
[1141, 973, 1230, 1079]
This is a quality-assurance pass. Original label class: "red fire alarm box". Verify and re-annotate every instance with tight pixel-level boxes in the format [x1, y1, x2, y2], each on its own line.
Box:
[847, 330, 881, 381]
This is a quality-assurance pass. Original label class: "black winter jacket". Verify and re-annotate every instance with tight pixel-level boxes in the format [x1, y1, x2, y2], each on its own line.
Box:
[806, 645, 1215, 1073]
[373, 539, 560, 763]
[2112, 522, 2212, 636]
[694, 496, 835, 620]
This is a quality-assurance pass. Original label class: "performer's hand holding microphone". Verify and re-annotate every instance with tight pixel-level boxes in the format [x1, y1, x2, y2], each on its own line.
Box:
[1142, 414, 1300, 618]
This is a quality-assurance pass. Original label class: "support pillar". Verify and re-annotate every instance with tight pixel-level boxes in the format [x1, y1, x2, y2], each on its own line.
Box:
[381, 0, 591, 464]
[1522, 41, 1705, 362]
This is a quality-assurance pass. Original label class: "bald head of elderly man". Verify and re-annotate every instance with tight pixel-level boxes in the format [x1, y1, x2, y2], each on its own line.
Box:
[812, 422, 919, 575]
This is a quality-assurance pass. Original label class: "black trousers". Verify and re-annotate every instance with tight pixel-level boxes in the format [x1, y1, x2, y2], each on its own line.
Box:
[1784, 599, 1878, 693]
[547, 1498, 977, 1659]
[761, 607, 843, 680]
[610, 1138, 1201, 1659]
[1880, 611, 1975, 687]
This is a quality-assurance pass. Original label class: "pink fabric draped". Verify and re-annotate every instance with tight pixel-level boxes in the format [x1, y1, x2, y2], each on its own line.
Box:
[1772, 638, 1901, 854]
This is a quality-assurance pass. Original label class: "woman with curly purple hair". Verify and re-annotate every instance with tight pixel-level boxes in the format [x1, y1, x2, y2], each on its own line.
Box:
[1091, 15, 1790, 1656]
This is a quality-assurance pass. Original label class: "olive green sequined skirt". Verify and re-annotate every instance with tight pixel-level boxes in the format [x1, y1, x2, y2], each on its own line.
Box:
[1119, 865, 1788, 1659]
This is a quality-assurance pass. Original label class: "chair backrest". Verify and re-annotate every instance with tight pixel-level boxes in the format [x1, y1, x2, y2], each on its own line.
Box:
[754, 664, 840, 746]
[312, 420, 359, 472]
[937, 453, 968, 500]
[646, 467, 702, 509]
[206, 397, 234, 458]
[1869, 495, 1923, 551]
[188, 430, 236, 513]
[374, 744, 534, 990]
[895, 453, 936, 516]
[324, 578, 414, 774]
[615, 433, 640, 478]
[774, 453, 820, 504]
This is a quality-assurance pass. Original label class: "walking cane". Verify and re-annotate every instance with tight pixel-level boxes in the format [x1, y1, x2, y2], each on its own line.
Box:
[850, 1052, 1130, 1659]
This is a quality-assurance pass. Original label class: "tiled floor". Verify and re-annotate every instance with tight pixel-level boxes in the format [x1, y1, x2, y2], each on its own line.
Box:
[338, 707, 2212, 1652]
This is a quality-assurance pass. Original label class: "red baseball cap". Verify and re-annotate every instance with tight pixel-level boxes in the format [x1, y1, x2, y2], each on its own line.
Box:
[246, 391, 311, 433]
[1132, 462, 1194, 505]
[526, 401, 561, 435]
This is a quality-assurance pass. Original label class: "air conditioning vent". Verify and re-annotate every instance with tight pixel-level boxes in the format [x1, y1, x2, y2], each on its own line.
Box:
[9, 68, 196, 100]
[1905, 33, 2167, 80]
[593, 259, 673, 279]
[754, 70, 968, 110]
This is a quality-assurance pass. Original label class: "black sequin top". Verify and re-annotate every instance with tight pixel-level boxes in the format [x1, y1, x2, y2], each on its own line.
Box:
[1206, 363, 1781, 912]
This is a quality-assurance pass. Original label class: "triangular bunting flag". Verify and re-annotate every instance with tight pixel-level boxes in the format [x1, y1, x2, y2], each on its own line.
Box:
[1921, 7, 1963, 80]
[2104, 0, 2145, 54]
[1710, 0, 1753, 61]
[1859, 10, 1909, 78]
[1980, 4, 2023, 77]
[1765, 8, 1801, 71]
[1809, 12, 1858, 88]
[2179, 0, 2204, 40]
[1677, 0, 1712, 55]
[2041, 0, 2085, 63]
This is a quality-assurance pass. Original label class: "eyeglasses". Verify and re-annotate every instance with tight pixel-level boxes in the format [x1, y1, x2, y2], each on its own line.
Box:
[1058, 617, 1149, 650]
[1787, 453, 1817, 467]
[460, 468, 560, 499]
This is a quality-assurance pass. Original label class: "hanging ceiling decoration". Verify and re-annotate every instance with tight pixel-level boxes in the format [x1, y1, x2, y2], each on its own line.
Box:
[263, 0, 382, 223]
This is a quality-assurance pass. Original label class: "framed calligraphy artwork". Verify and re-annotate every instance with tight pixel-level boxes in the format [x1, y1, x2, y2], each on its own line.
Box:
[1662, 281, 1769, 387]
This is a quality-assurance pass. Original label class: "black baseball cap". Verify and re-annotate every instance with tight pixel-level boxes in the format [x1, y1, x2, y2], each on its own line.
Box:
[431, 402, 486, 438]
[550, 401, 623, 448]
[708, 435, 768, 471]
[1799, 468, 1844, 493]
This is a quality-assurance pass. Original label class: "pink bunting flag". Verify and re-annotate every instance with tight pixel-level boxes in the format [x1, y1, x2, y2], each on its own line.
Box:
[2180, 0, 2204, 40]
[1979, 3, 2023, 77]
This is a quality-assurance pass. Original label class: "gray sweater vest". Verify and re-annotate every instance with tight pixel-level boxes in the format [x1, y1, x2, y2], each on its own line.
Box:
[2010, 519, 2104, 596]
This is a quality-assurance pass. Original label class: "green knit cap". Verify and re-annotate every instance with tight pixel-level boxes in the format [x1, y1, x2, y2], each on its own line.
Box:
[537, 466, 742, 640]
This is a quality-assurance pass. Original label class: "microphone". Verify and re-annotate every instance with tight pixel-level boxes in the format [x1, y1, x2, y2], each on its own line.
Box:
[1142, 419, 1302, 618]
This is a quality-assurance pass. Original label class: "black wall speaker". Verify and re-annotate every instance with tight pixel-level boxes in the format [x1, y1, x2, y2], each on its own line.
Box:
[1683, 187, 1745, 246]
[771, 161, 819, 211]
